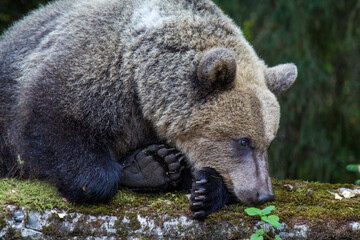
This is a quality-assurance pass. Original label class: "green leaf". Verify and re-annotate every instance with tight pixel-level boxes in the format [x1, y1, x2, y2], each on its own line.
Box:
[267, 215, 279, 222]
[250, 233, 263, 240]
[255, 229, 265, 235]
[245, 207, 262, 216]
[260, 205, 275, 215]
[261, 215, 282, 228]
[346, 164, 360, 173]
[274, 235, 283, 240]
[355, 179, 360, 185]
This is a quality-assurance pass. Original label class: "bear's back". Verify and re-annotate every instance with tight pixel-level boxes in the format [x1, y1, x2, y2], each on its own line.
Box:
[0, 0, 262, 145]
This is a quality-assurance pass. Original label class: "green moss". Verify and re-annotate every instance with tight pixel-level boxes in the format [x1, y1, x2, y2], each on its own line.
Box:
[114, 219, 129, 239]
[125, 210, 141, 230]
[270, 179, 360, 225]
[198, 178, 360, 234]
[41, 224, 61, 236]
[0, 177, 359, 233]
[3, 227, 22, 240]
[114, 211, 143, 239]
[0, 178, 70, 212]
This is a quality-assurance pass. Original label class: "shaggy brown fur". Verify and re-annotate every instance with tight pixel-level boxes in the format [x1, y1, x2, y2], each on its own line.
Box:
[0, 0, 297, 214]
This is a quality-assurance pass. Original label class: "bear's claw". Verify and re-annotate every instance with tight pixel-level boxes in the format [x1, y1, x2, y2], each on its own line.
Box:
[190, 168, 231, 219]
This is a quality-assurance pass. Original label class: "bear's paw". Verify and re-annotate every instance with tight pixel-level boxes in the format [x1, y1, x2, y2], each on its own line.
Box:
[119, 144, 185, 192]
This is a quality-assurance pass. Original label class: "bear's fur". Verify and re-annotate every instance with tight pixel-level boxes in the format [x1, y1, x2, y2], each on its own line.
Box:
[0, 0, 297, 218]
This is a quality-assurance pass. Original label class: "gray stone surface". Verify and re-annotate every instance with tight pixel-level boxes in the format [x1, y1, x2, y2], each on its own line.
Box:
[1, 205, 360, 239]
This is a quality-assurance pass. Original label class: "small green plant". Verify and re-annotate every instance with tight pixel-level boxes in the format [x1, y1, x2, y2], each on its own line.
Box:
[245, 205, 282, 240]
[346, 164, 360, 185]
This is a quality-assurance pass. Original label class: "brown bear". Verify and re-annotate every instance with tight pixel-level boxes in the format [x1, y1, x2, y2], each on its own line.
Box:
[0, 0, 297, 218]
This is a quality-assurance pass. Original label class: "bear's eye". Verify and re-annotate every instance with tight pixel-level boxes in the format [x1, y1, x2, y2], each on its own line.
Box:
[239, 138, 250, 147]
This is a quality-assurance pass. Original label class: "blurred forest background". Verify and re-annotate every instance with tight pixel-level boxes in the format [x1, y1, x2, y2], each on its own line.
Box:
[0, 0, 359, 184]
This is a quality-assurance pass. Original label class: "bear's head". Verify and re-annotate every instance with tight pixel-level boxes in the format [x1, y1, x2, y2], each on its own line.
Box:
[176, 47, 297, 206]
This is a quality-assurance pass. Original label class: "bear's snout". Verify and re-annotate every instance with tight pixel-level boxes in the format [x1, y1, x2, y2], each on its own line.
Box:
[240, 191, 275, 207]
[254, 193, 275, 205]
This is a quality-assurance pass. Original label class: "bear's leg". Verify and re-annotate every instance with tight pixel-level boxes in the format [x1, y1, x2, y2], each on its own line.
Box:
[189, 168, 237, 219]
[0, 133, 18, 177]
[119, 144, 192, 192]
[55, 143, 122, 204]
[19, 118, 122, 204]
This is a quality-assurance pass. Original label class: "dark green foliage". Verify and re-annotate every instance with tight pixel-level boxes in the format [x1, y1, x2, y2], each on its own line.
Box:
[346, 164, 360, 185]
[0, 0, 50, 33]
[1, 0, 359, 183]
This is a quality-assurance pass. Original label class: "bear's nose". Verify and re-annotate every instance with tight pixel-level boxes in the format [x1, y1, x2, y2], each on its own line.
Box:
[255, 193, 275, 205]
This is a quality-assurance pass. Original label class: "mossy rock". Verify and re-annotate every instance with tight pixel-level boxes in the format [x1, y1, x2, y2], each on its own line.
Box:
[0, 178, 359, 239]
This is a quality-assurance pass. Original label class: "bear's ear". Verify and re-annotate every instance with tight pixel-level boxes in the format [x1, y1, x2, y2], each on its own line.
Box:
[197, 47, 237, 93]
[265, 63, 297, 97]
